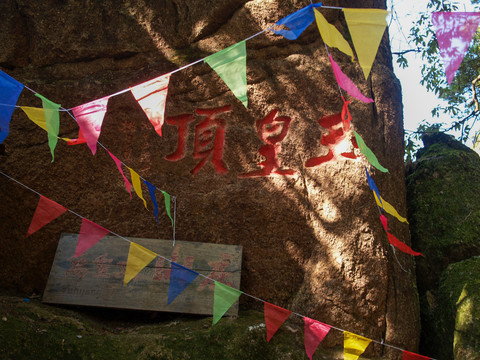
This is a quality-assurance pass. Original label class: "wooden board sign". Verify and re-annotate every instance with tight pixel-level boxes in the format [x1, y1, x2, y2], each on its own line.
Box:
[43, 233, 242, 316]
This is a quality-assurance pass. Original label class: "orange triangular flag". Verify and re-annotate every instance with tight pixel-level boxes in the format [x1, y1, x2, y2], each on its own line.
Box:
[343, 8, 389, 79]
[26, 196, 67, 237]
[124, 242, 157, 285]
[264, 302, 292, 342]
[130, 74, 171, 136]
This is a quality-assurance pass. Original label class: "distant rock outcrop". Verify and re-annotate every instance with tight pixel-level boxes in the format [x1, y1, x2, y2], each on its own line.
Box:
[406, 132, 480, 359]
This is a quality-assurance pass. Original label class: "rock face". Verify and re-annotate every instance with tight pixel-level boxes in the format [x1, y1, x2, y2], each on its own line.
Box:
[406, 133, 480, 359]
[0, 0, 418, 354]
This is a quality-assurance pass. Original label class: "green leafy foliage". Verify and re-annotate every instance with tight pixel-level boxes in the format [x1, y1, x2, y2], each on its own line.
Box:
[395, 0, 480, 157]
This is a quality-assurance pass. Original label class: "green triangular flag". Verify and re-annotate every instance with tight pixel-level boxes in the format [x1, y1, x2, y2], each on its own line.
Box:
[35, 94, 61, 162]
[354, 130, 388, 173]
[212, 281, 242, 325]
[161, 190, 173, 227]
[205, 41, 248, 108]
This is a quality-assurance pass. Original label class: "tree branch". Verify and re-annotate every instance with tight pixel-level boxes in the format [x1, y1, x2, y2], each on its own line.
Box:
[472, 74, 480, 113]
[392, 48, 423, 56]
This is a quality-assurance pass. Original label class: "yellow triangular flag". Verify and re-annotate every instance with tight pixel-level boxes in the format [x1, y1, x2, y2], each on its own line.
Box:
[124, 242, 157, 285]
[129, 168, 147, 209]
[314, 9, 354, 60]
[344, 331, 372, 360]
[343, 8, 389, 79]
[21, 106, 71, 142]
[373, 192, 409, 224]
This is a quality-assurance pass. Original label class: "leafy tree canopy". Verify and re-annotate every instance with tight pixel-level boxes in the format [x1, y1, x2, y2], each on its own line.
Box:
[393, 0, 480, 161]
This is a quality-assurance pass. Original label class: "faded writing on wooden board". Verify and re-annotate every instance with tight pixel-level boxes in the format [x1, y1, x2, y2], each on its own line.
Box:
[43, 234, 242, 316]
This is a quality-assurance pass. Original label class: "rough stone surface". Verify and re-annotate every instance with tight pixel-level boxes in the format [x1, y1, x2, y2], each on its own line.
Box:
[434, 257, 480, 360]
[0, 0, 418, 355]
[406, 132, 480, 358]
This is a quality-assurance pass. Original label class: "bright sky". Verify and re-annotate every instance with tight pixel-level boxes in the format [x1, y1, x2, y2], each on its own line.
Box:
[387, 0, 479, 147]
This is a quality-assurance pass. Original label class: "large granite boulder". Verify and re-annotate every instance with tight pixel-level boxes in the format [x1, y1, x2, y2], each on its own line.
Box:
[406, 132, 480, 358]
[1, 0, 418, 355]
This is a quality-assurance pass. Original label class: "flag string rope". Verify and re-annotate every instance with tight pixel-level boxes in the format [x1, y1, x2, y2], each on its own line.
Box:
[0, 169, 435, 359]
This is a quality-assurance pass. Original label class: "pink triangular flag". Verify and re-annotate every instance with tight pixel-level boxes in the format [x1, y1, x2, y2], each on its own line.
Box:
[329, 54, 374, 103]
[71, 96, 110, 155]
[264, 302, 292, 342]
[106, 149, 132, 197]
[130, 74, 171, 136]
[431, 12, 480, 84]
[75, 218, 110, 257]
[304, 317, 331, 360]
[26, 196, 67, 237]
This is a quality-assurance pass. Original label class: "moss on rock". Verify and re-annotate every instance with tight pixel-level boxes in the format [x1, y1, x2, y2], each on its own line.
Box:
[406, 133, 480, 359]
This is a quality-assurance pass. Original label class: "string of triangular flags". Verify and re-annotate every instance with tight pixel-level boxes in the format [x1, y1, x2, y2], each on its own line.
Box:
[0, 72, 176, 235]
[0, 170, 435, 360]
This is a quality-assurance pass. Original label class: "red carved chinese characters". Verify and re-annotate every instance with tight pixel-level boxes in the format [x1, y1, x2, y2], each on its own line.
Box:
[305, 112, 358, 168]
[65, 257, 89, 280]
[165, 106, 232, 176]
[165, 114, 195, 161]
[239, 109, 295, 177]
[93, 254, 113, 278]
[198, 253, 234, 290]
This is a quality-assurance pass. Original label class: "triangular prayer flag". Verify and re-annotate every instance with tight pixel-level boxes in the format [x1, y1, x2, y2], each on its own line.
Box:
[168, 262, 199, 305]
[272, 3, 323, 40]
[71, 96, 110, 155]
[144, 180, 159, 222]
[129, 168, 147, 209]
[365, 167, 383, 210]
[130, 73, 171, 136]
[329, 54, 374, 103]
[107, 150, 131, 197]
[344, 331, 372, 360]
[374, 192, 408, 223]
[21, 106, 71, 143]
[380, 214, 389, 232]
[341, 97, 352, 132]
[264, 302, 292, 342]
[26, 196, 67, 237]
[343, 9, 389, 79]
[75, 218, 110, 258]
[0, 70, 24, 143]
[402, 350, 431, 360]
[304, 317, 331, 360]
[431, 12, 480, 84]
[21, 107, 48, 131]
[35, 94, 60, 162]
[124, 242, 158, 286]
[355, 131, 389, 173]
[314, 9, 354, 60]
[204, 41, 248, 108]
[387, 231, 423, 257]
[66, 128, 87, 145]
[161, 190, 173, 227]
[212, 281, 242, 325]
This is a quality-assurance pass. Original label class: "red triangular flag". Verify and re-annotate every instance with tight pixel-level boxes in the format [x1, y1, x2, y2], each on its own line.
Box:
[431, 12, 480, 84]
[74, 218, 110, 257]
[71, 96, 110, 155]
[387, 232, 423, 257]
[26, 196, 67, 237]
[130, 74, 171, 136]
[402, 350, 431, 360]
[304, 317, 331, 360]
[66, 128, 87, 146]
[264, 302, 292, 342]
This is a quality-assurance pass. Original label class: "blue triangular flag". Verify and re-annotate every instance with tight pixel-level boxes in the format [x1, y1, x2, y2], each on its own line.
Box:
[365, 167, 383, 209]
[144, 180, 159, 222]
[168, 262, 199, 305]
[0, 70, 24, 143]
[272, 3, 323, 40]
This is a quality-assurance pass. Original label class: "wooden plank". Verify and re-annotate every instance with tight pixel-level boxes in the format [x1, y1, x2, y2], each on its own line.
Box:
[43, 233, 242, 316]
